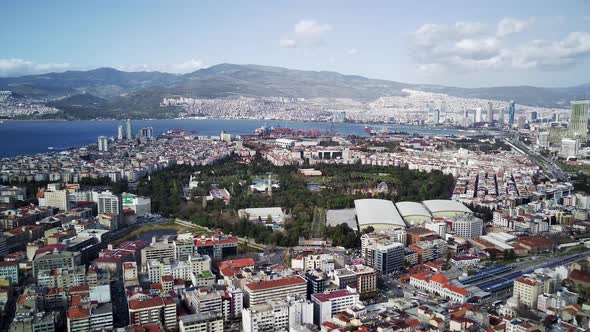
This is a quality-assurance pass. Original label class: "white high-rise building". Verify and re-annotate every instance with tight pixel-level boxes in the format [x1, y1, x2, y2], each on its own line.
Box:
[97, 191, 123, 229]
[560, 138, 580, 159]
[140, 127, 154, 139]
[450, 215, 483, 239]
[537, 131, 550, 149]
[475, 107, 483, 123]
[97, 136, 108, 152]
[288, 298, 314, 331]
[311, 289, 360, 326]
[439, 101, 447, 123]
[126, 119, 132, 139]
[242, 300, 289, 332]
[117, 125, 124, 140]
[42, 188, 71, 211]
[425, 220, 447, 239]
[97, 191, 123, 215]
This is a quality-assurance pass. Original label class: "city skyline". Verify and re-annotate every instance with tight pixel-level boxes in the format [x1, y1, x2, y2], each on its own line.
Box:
[1, 0, 589, 87]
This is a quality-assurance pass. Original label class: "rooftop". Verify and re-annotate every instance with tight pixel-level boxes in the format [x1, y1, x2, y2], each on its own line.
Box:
[312, 290, 356, 302]
[245, 276, 306, 291]
[396, 201, 432, 218]
[354, 199, 406, 228]
[422, 199, 472, 214]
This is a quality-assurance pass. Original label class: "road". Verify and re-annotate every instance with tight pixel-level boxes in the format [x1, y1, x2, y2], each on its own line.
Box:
[505, 135, 569, 181]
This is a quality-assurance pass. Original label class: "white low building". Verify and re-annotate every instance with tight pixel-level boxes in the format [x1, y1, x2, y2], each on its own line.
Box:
[238, 207, 286, 224]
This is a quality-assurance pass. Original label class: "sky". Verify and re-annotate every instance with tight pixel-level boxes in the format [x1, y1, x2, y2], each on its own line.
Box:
[1, 0, 589, 87]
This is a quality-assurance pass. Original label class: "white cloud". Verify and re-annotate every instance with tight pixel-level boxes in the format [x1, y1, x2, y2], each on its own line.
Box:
[117, 59, 205, 73]
[509, 32, 590, 69]
[280, 19, 332, 48]
[347, 48, 359, 55]
[410, 18, 590, 72]
[279, 38, 297, 48]
[0, 58, 72, 77]
[497, 17, 533, 37]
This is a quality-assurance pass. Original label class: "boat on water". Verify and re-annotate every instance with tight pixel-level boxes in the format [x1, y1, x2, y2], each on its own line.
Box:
[364, 126, 377, 135]
[48, 147, 54, 150]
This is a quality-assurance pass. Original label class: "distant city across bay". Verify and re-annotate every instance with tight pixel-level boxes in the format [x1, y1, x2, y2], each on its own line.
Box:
[0, 119, 479, 158]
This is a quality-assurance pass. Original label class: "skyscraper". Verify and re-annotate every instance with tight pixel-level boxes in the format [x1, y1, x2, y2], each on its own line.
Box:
[428, 102, 439, 124]
[498, 108, 505, 125]
[475, 107, 482, 123]
[126, 119, 132, 139]
[140, 127, 154, 139]
[488, 102, 494, 123]
[117, 125, 124, 140]
[508, 101, 516, 126]
[439, 101, 447, 123]
[568, 100, 590, 141]
[97, 136, 108, 152]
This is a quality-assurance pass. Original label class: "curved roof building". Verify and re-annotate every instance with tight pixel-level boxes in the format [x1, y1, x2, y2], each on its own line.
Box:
[422, 199, 472, 218]
[354, 199, 406, 231]
[395, 201, 432, 225]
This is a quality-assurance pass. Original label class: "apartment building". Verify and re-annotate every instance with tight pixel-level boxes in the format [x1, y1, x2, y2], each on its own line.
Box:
[513, 277, 541, 308]
[179, 311, 224, 332]
[311, 289, 360, 326]
[244, 276, 307, 307]
[242, 300, 289, 332]
[32, 250, 78, 277]
[128, 296, 177, 331]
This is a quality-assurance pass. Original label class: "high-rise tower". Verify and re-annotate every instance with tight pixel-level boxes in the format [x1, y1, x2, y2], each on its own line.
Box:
[508, 101, 516, 126]
[126, 119, 132, 139]
[568, 100, 590, 141]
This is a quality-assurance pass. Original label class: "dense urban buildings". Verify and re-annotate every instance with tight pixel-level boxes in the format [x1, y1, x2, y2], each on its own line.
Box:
[1, 98, 590, 332]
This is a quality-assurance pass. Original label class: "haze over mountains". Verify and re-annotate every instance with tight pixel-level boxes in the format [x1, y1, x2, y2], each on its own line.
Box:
[1, 63, 589, 119]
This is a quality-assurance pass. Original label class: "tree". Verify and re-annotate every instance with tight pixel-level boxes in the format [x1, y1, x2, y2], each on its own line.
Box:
[361, 226, 375, 235]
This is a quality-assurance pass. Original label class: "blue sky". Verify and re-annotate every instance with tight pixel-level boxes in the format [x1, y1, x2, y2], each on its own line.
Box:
[1, 0, 589, 87]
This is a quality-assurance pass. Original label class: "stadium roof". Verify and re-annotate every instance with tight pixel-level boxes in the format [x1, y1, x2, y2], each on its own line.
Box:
[354, 199, 406, 228]
[422, 200, 472, 214]
[395, 201, 432, 218]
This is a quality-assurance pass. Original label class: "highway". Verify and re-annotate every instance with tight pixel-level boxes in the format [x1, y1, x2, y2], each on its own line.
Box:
[504, 134, 569, 182]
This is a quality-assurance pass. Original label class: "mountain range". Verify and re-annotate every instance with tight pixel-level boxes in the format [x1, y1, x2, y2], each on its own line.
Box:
[1, 63, 588, 119]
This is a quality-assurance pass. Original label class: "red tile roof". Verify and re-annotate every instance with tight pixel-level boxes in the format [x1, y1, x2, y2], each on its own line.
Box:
[431, 273, 449, 284]
[515, 277, 539, 287]
[245, 276, 306, 291]
[569, 270, 590, 284]
[67, 307, 90, 319]
[443, 284, 471, 296]
[0, 261, 17, 267]
[128, 297, 164, 310]
[195, 236, 238, 246]
[68, 285, 90, 293]
[217, 258, 254, 270]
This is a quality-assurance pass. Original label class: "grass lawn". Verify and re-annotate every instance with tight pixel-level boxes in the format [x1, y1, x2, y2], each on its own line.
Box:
[557, 160, 590, 176]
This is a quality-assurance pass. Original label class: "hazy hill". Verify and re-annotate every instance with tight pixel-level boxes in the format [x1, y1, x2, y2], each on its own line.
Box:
[1, 63, 589, 118]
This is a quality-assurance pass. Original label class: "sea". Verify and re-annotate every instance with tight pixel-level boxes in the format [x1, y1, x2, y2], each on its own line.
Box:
[0, 119, 476, 158]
